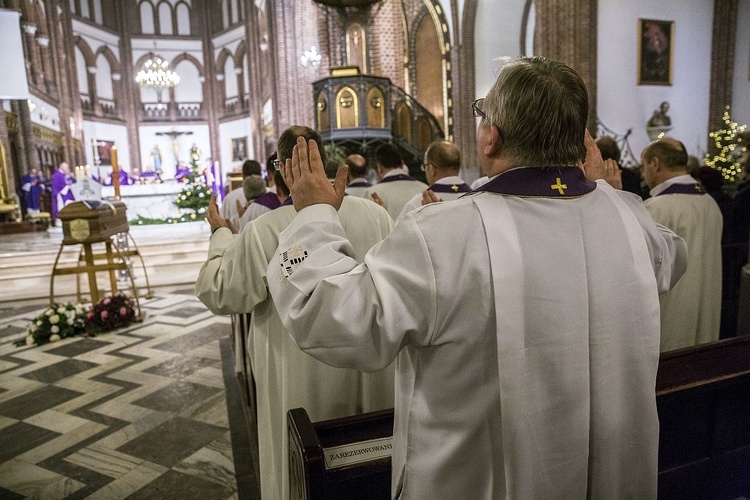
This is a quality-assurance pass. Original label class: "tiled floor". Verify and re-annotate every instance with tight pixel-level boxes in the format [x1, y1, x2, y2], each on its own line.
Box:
[0, 290, 255, 499]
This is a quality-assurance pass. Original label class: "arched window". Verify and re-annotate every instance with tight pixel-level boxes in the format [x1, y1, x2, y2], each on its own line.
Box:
[93, 0, 103, 24]
[140, 1, 155, 34]
[95, 54, 113, 100]
[224, 58, 237, 100]
[80, 0, 90, 18]
[174, 60, 202, 103]
[75, 47, 89, 95]
[230, 0, 239, 24]
[335, 88, 358, 128]
[158, 2, 173, 35]
[415, 14, 444, 130]
[222, 0, 230, 29]
[176, 2, 190, 35]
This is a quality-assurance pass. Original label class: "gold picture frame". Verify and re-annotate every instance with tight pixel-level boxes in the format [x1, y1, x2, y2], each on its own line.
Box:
[638, 19, 674, 86]
[231, 137, 247, 162]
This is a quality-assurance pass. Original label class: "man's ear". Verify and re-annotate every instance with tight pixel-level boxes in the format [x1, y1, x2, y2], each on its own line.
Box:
[483, 124, 503, 158]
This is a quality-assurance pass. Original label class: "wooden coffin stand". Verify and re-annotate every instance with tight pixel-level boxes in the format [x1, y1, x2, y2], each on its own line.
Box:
[288, 336, 750, 499]
[52, 201, 152, 312]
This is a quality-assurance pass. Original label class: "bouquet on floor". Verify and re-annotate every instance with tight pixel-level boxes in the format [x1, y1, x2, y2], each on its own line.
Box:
[86, 292, 137, 332]
[20, 302, 87, 347]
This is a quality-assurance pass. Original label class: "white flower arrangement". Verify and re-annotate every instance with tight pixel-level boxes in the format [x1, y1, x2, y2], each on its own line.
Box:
[18, 303, 87, 347]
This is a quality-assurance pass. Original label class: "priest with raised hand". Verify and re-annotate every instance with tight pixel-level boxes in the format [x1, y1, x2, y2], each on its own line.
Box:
[268, 56, 688, 499]
[194, 125, 395, 500]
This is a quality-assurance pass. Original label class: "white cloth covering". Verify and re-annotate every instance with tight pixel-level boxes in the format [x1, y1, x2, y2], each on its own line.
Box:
[220, 186, 246, 221]
[397, 175, 470, 221]
[361, 169, 428, 221]
[645, 176, 723, 351]
[236, 201, 273, 232]
[345, 177, 372, 197]
[195, 196, 395, 500]
[268, 182, 687, 499]
[470, 175, 490, 190]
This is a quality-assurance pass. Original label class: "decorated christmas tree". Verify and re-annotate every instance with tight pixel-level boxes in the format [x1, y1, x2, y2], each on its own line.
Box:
[705, 106, 747, 185]
[174, 146, 211, 222]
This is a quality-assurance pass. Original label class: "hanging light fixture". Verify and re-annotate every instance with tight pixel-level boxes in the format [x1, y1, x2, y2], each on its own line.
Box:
[301, 46, 322, 68]
[135, 54, 180, 92]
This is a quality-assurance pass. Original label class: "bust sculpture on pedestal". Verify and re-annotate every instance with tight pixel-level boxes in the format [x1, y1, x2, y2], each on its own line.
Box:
[647, 101, 673, 140]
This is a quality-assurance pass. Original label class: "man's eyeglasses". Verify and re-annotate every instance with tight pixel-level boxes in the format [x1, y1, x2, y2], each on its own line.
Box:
[472, 98, 487, 120]
[421, 162, 431, 172]
[271, 159, 281, 171]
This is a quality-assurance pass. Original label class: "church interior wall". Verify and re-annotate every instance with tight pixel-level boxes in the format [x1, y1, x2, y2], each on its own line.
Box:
[219, 117, 254, 167]
[83, 120, 129, 168]
[473, 0, 525, 100]
[27, 96, 60, 132]
[597, 0, 714, 158]
[732, 0, 750, 127]
[138, 123, 211, 177]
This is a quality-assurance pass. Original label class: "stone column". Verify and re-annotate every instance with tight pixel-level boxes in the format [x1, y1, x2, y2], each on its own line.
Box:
[245, 0, 267, 161]
[115, 1, 142, 172]
[708, 0, 737, 135]
[534, 0, 598, 132]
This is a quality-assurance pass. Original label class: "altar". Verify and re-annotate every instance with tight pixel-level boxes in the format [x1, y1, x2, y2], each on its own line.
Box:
[101, 182, 184, 220]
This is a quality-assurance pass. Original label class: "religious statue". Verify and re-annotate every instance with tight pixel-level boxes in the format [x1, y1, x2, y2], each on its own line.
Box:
[151, 145, 163, 173]
[648, 101, 671, 128]
[646, 101, 672, 140]
[190, 143, 201, 163]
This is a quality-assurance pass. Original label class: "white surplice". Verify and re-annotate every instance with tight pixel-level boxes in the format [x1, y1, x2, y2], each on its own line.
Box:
[397, 175, 470, 221]
[268, 181, 687, 499]
[362, 170, 428, 221]
[195, 196, 395, 500]
[645, 175, 723, 351]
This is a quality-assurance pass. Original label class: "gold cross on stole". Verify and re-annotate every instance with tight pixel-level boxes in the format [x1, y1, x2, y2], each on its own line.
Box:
[451, 185, 459, 192]
[550, 177, 567, 194]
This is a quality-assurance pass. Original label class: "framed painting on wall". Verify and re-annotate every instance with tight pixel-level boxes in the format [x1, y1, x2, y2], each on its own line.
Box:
[96, 140, 114, 166]
[638, 19, 674, 85]
[232, 137, 248, 162]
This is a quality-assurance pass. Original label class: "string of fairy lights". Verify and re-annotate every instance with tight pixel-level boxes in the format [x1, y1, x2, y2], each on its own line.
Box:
[704, 106, 747, 184]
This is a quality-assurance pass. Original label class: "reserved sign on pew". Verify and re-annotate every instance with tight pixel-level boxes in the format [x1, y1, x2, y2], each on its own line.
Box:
[323, 437, 394, 469]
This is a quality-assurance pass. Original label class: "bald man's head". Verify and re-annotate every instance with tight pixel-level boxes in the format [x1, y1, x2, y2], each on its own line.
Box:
[346, 154, 368, 178]
[642, 138, 688, 171]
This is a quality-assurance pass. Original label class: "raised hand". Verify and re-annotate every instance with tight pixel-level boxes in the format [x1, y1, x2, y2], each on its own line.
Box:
[207, 194, 232, 234]
[236, 199, 248, 218]
[370, 192, 387, 209]
[580, 130, 605, 181]
[281, 137, 347, 211]
[421, 190, 442, 206]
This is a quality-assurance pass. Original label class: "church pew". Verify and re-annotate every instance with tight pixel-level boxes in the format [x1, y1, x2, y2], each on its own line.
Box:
[288, 408, 393, 500]
[288, 335, 750, 499]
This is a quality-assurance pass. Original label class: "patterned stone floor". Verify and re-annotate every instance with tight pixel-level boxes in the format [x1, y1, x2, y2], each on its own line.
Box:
[0, 289, 254, 499]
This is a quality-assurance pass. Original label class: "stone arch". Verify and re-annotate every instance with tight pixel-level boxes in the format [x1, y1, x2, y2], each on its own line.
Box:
[171, 52, 205, 77]
[95, 45, 120, 70]
[73, 36, 96, 69]
[175, 0, 191, 35]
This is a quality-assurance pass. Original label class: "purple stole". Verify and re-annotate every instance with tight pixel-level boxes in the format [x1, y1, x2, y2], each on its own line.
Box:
[253, 191, 282, 210]
[51, 170, 76, 219]
[379, 173, 419, 183]
[429, 182, 471, 194]
[654, 182, 705, 196]
[281, 196, 293, 206]
[348, 180, 372, 188]
[474, 166, 597, 198]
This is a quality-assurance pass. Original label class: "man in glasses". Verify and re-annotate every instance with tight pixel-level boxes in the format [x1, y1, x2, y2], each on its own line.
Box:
[269, 57, 687, 498]
[397, 139, 470, 220]
[195, 125, 395, 500]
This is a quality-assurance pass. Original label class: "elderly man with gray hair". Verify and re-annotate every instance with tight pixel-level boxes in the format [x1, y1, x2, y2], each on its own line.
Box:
[641, 137, 723, 351]
[268, 56, 687, 498]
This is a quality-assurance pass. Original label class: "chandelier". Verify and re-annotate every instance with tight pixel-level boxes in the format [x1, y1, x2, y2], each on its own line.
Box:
[301, 46, 322, 68]
[135, 55, 180, 91]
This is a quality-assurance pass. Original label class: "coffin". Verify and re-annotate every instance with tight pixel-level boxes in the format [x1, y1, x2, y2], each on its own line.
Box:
[58, 200, 129, 245]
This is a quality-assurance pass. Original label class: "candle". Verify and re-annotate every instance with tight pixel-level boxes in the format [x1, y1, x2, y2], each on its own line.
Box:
[111, 143, 120, 200]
